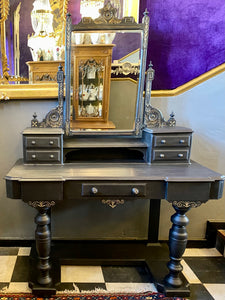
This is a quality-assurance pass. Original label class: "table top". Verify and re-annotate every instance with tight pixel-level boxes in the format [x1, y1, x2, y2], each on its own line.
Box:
[5, 159, 225, 183]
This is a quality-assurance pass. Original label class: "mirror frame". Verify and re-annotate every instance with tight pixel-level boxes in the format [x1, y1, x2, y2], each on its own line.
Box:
[64, 2, 150, 137]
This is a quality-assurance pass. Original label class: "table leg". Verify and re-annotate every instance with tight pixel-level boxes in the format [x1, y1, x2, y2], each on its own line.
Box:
[28, 200, 55, 286]
[164, 203, 190, 287]
[164, 200, 202, 288]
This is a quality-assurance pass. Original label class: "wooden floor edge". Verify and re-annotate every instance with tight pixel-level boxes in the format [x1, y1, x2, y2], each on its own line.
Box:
[151, 63, 225, 97]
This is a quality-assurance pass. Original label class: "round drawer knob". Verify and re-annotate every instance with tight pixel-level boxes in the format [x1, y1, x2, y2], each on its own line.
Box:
[132, 187, 140, 195]
[50, 154, 55, 159]
[91, 187, 98, 194]
[31, 154, 36, 159]
[178, 153, 184, 158]
[179, 139, 185, 144]
[159, 154, 165, 158]
[49, 141, 54, 145]
[31, 140, 36, 145]
[160, 139, 166, 144]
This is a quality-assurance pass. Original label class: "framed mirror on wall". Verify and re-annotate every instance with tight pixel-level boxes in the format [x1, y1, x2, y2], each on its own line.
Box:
[0, 0, 140, 99]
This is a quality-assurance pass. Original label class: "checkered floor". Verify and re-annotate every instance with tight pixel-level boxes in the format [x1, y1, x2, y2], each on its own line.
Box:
[0, 247, 225, 299]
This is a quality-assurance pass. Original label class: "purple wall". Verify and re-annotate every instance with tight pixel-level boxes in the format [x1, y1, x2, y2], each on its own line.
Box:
[140, 0, 225, 89]
[5, 0, 225, 89]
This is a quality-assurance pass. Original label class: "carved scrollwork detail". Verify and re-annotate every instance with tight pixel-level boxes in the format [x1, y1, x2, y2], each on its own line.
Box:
[28, 201, 56, 208]
[172, 201, 202, 208]
[102, 199, 124, 208]
[94, 2, 121, 24]
[142, 9, 150, 48]
[0, 0, 10, 23]
[111, 62, 140, 76]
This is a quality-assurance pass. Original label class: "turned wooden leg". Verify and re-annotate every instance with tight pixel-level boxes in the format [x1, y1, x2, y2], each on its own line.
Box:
[164, 203, 190, 287]
[29, 201, 55, 286]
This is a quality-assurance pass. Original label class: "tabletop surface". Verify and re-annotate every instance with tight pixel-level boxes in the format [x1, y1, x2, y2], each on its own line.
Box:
[5, 159, 225, 182]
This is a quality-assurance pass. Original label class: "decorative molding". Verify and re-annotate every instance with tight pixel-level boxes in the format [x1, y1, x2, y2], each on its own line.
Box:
[0, 0, 9, 23]
[102, 199, 124, 208]
[151, 63, 225, 97]
[1, 62, 223, 100]
[28, 201, 56, 208]
[172, 201, 202, 208]
[111, 62, 140, 76]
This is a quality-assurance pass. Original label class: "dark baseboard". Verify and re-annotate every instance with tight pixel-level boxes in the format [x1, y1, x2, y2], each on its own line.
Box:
[0, 239, 210, 249]
[205, 220, 225, 247]
[0, 240, 34, 247]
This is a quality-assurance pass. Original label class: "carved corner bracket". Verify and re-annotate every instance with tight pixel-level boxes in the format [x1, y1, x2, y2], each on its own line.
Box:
[28, 201, 56, 208]
[144, 63, 176, 128]
[172, 200, 202, 209]
[31, 65, 64, 128]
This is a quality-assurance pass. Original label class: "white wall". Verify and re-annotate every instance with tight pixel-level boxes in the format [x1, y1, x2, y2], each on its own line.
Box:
[150, 71, 225, 239]
[0, 100, 57, 239]
[0, 72, 224, 240]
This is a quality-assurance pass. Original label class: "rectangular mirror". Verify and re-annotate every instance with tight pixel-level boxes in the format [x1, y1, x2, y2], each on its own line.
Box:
[65, 2, 149, 136]
[70, 30, 141, 131]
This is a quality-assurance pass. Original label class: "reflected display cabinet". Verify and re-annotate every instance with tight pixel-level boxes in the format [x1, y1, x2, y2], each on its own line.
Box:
[71, 44, 115, 129]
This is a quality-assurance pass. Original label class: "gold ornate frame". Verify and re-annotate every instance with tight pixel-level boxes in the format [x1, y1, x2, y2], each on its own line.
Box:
[0, 0, 68, 99]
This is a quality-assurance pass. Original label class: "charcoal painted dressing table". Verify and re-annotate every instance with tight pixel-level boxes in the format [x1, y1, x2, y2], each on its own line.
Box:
[5, 3, 225, 298]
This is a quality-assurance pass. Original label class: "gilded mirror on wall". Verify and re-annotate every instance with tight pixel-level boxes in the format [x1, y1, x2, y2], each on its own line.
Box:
[0, 0, 68, 99]
[0, 0, 140, 100]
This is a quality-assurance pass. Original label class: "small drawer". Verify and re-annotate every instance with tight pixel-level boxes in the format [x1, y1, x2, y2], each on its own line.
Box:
[24, 136, 61, 148]
[153, 135, 191, 147]
[25, 150, 61, 163]
[82, 183, 146, 197]
[152, 149, 189, 162]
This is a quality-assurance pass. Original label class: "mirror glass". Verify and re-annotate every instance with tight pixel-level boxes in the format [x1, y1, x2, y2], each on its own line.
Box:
[70, 30, 142, 132]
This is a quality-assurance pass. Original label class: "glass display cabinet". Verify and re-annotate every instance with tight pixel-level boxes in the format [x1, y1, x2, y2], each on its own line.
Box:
[71, 43, 115, 129]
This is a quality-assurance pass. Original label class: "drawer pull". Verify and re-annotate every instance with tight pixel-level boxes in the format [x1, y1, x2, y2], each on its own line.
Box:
[159, 154, 165, 158]
[31, 140, 36, 145]
[91, 187, 98, 194]
[178, 153, 184, 158]
[160, 139, 166, 144]
[49, 154, 55, 159]
[49, 140, 54, 145]
[131, 187, 140, 195]
[31, 154, 36, 159]
[179, 139, 185, 144]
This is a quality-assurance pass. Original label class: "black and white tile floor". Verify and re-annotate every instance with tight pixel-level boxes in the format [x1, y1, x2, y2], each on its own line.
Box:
[0, 247, 225, 299]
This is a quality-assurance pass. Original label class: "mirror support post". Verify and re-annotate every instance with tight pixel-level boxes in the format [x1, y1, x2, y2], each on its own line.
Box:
[65, 13, 72, 135]
[135, 9, 150, 136]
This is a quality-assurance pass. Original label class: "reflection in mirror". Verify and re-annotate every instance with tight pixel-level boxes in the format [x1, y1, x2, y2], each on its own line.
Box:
[0, 0, 67, 84]
[70, 30, 141, 131]
[0, 0, 140, 100]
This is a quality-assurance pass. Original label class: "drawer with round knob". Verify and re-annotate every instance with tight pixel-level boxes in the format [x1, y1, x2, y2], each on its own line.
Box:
[152, 149, 189, 162]
[24, 136, 61, 148]
[153, 135, 191, 147]
[81, 183, 146, 197]
[25, 150, 61, 163]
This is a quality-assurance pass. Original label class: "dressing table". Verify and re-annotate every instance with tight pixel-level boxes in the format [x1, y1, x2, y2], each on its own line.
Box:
[5, 3, 224, 298]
